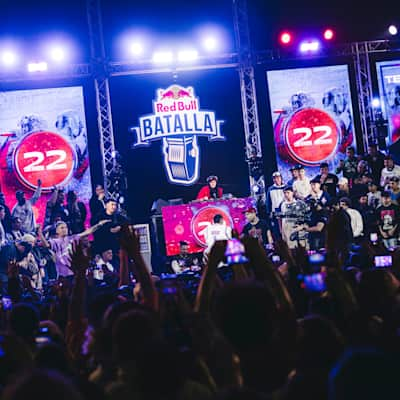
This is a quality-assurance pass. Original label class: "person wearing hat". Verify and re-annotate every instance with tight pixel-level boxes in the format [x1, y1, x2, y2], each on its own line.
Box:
[241, 206, 272, 246]
[287, 165, 299, 187]
[293, 165, 311, 201]
[266, 171, 285, 239]
[196, 175, 223, 201]
[306, 177, 331, 209]
[313, 162, 338, 198]
[11, 179, 42, 234]
[170, 240, 201, 274]
[380, 155, 400, 190]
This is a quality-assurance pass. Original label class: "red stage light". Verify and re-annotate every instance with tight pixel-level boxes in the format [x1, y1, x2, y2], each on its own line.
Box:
[323, 29, 334, 40]
[280, 32, 292, 45]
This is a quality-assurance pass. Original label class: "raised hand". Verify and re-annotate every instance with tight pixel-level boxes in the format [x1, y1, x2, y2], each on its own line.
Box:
[119, 224, 140, 258]
[68, 239, 91, 275]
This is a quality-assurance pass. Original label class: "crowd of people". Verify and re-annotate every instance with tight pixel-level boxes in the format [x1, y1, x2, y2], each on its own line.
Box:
[0, 143, 400, 399]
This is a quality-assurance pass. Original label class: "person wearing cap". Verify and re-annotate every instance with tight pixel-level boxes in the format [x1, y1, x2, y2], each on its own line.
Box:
[0, 206, 7, 247]
[11, 179, 42, 234]
[380, 155, 400, 190]
[376, 191, 400, 249]
[170, 240, 201, 274]
[306, 177, 331, 209]
[266, 171, 285, 239]
[339, 197, 364, 241]
[293, 165, 311, 200]
[389, 176, 400, 205]
[277, 185, 308, 249]
[241, 206, 272, 246]
[196, 175, 223, 201]
[335, 146, 358, 183]
[287, 165, 299, 187]
[313, 162, 338, 198]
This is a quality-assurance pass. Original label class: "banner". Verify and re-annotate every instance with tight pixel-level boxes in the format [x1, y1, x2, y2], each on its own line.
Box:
[132, 84, 225, 186]
[376, 60, 400, 152]
[161, 197, 254, 256]
[0, 86, 92, 226]
[266, 65, 356, 182]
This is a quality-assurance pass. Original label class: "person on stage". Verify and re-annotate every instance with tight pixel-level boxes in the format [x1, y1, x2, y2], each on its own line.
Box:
[196, 175, 223, 201]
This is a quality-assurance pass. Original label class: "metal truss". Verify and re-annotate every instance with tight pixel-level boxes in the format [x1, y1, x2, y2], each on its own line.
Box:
[350, 41, 392, 151]
[0, 0, 398, 203]
[86, 0, 119, 201]
[233, 0, 266, 202]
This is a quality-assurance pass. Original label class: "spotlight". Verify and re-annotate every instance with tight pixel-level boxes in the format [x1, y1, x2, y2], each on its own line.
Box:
[323, 29, 334, 40]
[372, 98, 381, 108]
[279, 31, 292, 45]
[388, 25, 398, 36]
[27, 62, 48, 72]
[129, 42, 143, 56]
[1, 51, 17, 66]
[152, 51, 173, 64]
[202, 36, 218, 51]
[177, 49, 198, 62]
[50, 47, 66, 62]
[299, 40, 320, 53]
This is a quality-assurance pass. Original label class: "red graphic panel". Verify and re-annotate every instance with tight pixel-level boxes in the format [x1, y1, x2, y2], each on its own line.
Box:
[191, 206, 233, 247]
[285, 108, 339, 165]
[161, 197, 254, 256]
[14, 131, 76, 191]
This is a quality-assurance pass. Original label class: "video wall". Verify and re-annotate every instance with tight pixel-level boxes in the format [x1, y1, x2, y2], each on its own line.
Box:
[376, 60, 400, 154]
[266, 64, 356, 182]
[0, 86, 92, 225]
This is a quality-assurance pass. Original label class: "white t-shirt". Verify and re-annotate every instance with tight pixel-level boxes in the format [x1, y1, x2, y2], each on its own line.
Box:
[204, 223, 232, 250]
[293, 178, 311, 199]
[380, 165, 400, 189]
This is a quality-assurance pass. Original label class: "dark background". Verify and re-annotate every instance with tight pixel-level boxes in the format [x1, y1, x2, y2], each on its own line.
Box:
[0, 0, 398, 223]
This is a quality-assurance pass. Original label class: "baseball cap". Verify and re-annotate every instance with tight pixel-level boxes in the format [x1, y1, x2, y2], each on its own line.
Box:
[283, 185, 294, 192]
[320, 162, 329, 168]
[382, 190, 391, 198]
[338, 177, 349, 185]
[295, 164, 304, 170]
[272, 171, 281, 177]
[310, 177, 321, 184]
[206, 175, 218, 183]
[243, 206, 257, 214]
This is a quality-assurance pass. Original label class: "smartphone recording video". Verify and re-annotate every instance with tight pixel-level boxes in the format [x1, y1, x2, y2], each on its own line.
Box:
[299, 272, 327, 292]
[374, 255, 392, 268]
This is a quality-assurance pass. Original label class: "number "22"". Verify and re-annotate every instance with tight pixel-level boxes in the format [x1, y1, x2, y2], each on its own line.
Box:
[292, 125, 333, 147]
[22, 150, 68, 172]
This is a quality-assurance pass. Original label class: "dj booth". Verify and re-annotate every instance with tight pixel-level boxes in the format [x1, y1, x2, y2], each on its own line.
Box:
[160, 197, 255, 256]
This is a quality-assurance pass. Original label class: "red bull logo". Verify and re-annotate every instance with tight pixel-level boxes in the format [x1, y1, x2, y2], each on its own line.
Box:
[132, 84, 225, 186]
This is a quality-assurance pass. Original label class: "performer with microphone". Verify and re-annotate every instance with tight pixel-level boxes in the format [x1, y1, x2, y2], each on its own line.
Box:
[196, 175, 223, 201]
